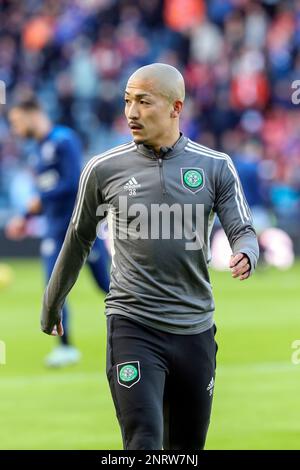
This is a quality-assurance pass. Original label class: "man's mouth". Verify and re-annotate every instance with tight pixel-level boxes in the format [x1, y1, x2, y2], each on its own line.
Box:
[129, 123, 143, 130]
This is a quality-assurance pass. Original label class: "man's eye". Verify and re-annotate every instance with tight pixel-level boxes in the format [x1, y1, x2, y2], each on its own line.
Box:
[140, 100, 149, 105]
[124, 99, 130, 104]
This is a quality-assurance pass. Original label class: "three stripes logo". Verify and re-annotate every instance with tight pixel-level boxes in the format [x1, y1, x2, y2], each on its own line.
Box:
[186, 139, 252, 224]
[124, 177, 141, 196]
[72, 141, 136, 229]
[206, 377, 215, 396]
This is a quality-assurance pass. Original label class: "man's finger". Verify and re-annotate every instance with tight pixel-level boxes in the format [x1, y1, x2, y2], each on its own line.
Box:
[229, 253, 244, 268]
[231, 258, 248, 273]
[51, 325, 58, 336]
[239, 271, 250, 281]
[232, 263, 250, 277]
[231, 260, 250, 276]
[50, 321, 64, 336]
[56, 321, 64, 337]
[235, 264, 250, 277]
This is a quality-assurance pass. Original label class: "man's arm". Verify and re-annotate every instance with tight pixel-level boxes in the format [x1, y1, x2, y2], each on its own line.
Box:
[41, 166, 104, 334]
[214, 157, 259, 280]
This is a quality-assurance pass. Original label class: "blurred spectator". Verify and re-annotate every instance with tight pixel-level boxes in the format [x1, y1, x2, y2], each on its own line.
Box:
[0, 0, 300, 250]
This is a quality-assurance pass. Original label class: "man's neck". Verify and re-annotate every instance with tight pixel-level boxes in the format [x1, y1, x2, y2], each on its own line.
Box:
[34, 118, 52, 141]
[152, 131, 181, 154]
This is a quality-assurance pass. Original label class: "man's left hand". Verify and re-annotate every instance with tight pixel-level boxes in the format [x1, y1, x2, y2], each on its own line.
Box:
[229, 253, 250, 281]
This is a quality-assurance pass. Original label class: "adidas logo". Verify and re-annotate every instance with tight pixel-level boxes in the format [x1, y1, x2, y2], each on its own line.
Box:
[206, 377, 215, 396]
[124, 177, 141, 196]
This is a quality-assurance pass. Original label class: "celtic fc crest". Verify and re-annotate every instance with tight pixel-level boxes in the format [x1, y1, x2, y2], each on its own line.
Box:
[181, 168, 205, 193]
[117, 361, 141, 388]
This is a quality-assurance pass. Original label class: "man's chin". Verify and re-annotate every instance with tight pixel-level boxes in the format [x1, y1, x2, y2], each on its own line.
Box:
[132, 136, 145, 145]
[24, 130, 35, 138]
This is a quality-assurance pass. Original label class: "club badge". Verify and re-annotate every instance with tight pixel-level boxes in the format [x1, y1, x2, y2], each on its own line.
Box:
[181, 168, 205, 193]
[117, 361, 141, 388]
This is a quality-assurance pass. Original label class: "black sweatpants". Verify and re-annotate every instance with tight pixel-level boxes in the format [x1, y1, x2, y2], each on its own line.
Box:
[106, 314, 218, 450]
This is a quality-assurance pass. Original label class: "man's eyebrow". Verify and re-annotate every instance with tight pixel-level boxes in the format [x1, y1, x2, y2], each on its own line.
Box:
[124, 91, 152, 98]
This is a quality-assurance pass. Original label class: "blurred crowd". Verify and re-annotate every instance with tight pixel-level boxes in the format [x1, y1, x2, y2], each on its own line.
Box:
[0, 0, 300, 242]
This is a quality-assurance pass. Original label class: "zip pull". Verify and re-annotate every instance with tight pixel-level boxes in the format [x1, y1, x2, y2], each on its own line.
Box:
[158, 158, 167, 195]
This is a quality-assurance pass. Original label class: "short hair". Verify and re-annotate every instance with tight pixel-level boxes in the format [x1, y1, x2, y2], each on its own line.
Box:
[11, 96, 42, 112]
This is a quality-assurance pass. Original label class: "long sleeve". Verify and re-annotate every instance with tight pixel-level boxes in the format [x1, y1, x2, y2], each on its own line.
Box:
[214, 157, 259, 275]
[41, 166, 104, 333]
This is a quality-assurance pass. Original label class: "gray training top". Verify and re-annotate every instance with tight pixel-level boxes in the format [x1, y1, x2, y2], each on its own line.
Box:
[41, 134, 259, 335]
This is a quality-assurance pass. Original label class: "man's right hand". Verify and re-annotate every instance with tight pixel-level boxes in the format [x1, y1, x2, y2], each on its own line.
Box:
[5, 216, 27, 240]
[49, 321, 64, 337]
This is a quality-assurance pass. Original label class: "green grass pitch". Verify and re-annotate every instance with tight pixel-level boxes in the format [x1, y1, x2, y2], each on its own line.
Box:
[0, 259, 299, 449]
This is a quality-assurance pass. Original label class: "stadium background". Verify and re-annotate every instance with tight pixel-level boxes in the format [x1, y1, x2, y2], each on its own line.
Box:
[0, 0, 299, 449]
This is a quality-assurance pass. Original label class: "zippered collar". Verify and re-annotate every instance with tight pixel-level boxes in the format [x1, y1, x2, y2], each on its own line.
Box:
[136, 132, 188, 159]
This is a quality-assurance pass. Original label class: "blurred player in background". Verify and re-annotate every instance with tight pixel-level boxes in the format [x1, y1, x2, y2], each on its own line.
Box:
[5, 97, 111, 367]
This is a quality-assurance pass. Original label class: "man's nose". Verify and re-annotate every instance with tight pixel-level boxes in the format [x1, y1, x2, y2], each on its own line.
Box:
[128, 103, 140, 119]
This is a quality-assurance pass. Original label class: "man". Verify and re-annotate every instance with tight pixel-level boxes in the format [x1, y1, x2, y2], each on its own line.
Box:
[6, 98, 110, 367]
[41, 63, 259, 449]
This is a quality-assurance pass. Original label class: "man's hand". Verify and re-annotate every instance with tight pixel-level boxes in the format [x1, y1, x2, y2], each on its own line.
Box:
[5, 216, 27, 240]
[27, 196, 42, 214]
[49, 321, 64, 337]
[229, 253, 250, 281]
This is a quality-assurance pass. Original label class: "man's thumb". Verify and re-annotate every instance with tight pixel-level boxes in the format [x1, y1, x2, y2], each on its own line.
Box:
[57, 321, 64, 336]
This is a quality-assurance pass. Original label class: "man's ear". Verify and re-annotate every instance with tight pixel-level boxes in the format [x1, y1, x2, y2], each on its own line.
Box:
[170, 100, 183, 118]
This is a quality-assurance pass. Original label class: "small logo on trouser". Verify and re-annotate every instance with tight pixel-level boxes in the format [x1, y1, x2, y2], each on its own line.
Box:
[207, 377, 215, 396]
[117, 361, 141, 388]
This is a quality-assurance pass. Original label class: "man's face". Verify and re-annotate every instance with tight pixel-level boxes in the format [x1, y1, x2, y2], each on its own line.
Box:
[124, 78, 174, 148]
[8, 109, 35, 138]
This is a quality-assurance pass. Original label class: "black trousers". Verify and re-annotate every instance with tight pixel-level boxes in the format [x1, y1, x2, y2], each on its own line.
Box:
[106, 314, 218, 450]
